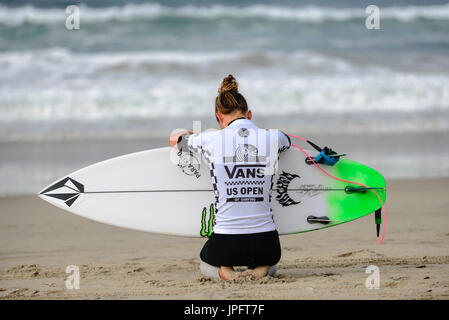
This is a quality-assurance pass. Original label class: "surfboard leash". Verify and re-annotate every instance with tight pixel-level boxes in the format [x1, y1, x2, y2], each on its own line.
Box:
[287, 134, 386, 244]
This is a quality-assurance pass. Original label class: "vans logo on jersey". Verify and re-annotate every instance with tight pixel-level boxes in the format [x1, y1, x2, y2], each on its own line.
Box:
[224, 164, 265, 179]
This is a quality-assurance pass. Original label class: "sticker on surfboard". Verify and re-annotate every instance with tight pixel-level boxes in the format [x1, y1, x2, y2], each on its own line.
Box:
[200, 203, 215, 237]
[177, 150, 201, 178]
[39, 177, 84, 207]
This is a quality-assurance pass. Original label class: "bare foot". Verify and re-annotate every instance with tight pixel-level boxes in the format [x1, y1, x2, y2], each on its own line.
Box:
[243, 266, 269, 280]
[219, 266, 238, 280]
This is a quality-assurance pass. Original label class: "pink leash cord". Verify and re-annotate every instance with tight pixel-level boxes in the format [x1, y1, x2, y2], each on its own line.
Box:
[287, 134, 386, 244]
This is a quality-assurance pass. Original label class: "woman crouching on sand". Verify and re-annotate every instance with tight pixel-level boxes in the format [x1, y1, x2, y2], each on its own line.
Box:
[169, 75, 290, 280]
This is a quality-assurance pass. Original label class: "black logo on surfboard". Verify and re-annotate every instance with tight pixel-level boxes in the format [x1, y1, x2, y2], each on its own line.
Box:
[177, 151, 201, 178]
[275, 171, 301, 207]
[39, 177, 84, 207]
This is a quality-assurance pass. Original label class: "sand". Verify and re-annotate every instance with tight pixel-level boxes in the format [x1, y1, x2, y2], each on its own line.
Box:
[0, 178, 448, 300]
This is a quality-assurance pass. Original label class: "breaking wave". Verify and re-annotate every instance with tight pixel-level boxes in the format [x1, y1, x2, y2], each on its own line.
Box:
[1, 3, 449, 26]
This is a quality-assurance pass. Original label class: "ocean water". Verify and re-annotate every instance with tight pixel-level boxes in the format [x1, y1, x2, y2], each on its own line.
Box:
[0, 0, 448, 195]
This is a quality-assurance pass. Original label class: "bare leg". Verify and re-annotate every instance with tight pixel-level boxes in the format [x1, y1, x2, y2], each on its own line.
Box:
[219, 266, 238, 280]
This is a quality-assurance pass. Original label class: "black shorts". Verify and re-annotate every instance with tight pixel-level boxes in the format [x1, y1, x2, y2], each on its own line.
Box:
[200, 230, 281, 268]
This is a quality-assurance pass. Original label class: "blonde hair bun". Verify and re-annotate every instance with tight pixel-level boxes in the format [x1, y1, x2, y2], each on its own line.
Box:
[218, 74, 238, 94]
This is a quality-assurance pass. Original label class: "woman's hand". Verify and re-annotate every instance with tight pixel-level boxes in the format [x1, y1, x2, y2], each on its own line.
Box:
[168, 131, 193, 147]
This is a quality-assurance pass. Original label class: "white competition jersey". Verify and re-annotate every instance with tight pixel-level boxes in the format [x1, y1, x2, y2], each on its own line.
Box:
[187, 118, 291, 234]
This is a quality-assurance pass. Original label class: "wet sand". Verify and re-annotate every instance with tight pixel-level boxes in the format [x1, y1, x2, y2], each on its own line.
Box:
[0, 178, 448, 299]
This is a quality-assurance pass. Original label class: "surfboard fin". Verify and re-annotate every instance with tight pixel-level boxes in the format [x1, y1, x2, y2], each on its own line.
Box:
[345, 186, 368, 193]
[344, 186, 384, 194]
[375, 209, 382, 237]
[307, 215, 330, 225]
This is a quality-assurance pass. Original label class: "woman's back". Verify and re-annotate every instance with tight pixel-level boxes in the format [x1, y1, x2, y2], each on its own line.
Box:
[188, 118, 290, 234]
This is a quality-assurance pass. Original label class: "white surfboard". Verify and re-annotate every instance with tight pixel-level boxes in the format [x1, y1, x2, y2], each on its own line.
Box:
[39, 147, 386, 237]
